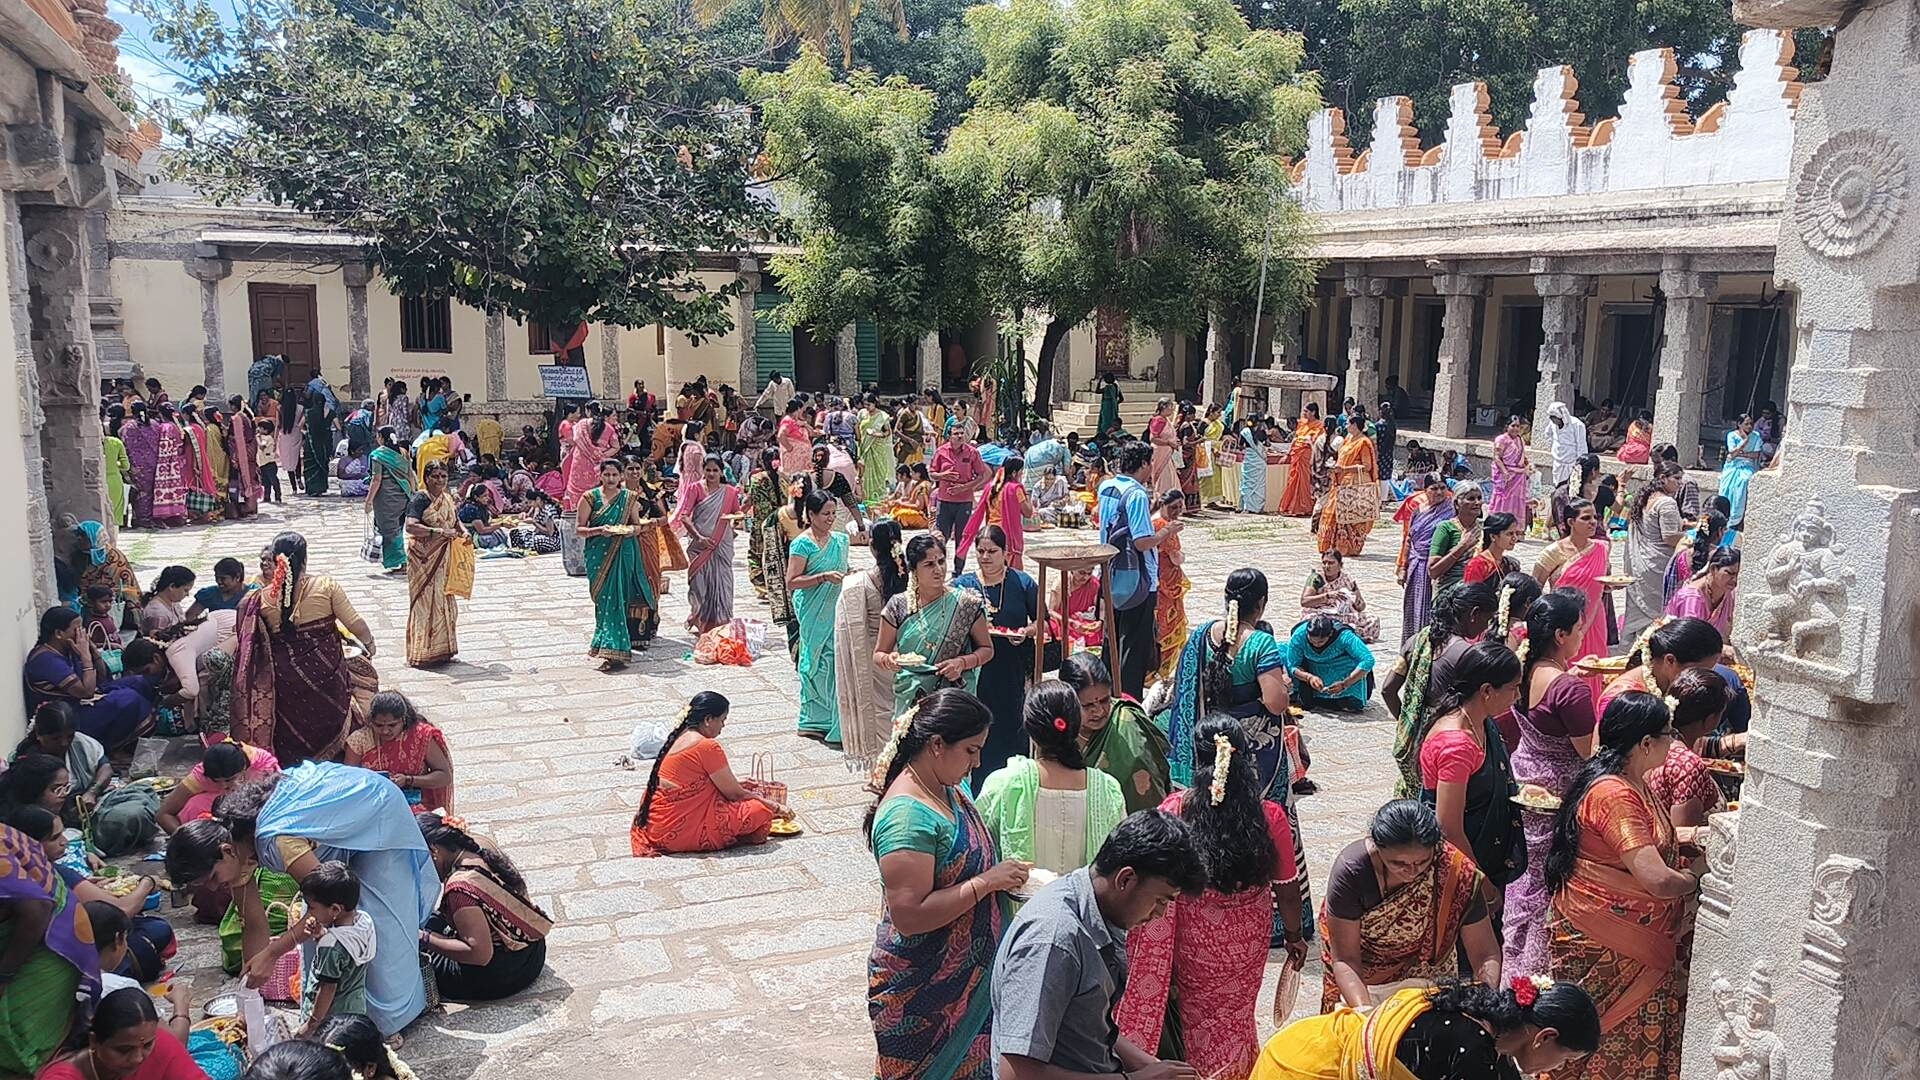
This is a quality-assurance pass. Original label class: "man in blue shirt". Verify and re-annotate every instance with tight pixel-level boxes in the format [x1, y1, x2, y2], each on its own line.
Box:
[1098, 441, 1182, 698]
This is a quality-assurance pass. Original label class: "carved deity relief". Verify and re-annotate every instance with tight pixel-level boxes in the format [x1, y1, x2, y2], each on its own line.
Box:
[1757, 497, 1854, 659]
[1713, 961, 1784, 1080]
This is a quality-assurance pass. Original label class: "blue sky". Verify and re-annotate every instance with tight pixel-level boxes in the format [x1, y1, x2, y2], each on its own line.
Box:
[107, 0, 224, 114]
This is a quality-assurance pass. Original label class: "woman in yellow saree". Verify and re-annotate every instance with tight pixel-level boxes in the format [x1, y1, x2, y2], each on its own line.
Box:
[1253, 982, 1597, 1080]
[403, 461, 463, 667]
[1319, 405, 1381, 557]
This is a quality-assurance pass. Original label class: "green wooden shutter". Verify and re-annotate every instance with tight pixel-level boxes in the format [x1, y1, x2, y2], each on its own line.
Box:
[856, 319, 880, 387]
[754, 291, 794, 386]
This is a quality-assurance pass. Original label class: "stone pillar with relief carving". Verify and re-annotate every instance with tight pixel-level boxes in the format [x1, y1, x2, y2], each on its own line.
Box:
[1200, 307, 1231, 408]
[1652, 260, 1714, 457]
[484, 312, 507, 401]
[22, 206, 108, 545]
[1431, 270, 1483, 439]
[1341, 269, 1386, 410]
[1680, 1, 1920, 1077]
[1530, 270, 1591, 445]
[342, 260, 373, 400]
[736, 261, 760, 395]
[916, 332, 941, 392]
[834, 324, 859, 396]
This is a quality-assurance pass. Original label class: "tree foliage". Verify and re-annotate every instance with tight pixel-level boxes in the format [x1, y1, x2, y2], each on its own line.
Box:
[137, 0, 779, 336]
[692, 0, 907, 66]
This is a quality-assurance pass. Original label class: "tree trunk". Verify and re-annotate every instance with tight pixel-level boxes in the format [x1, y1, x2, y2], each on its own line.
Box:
[1030, 317, 1072, 419]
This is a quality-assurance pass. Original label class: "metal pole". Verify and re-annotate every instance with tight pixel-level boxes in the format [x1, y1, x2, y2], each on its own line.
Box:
[1248, 183, 1279, 369]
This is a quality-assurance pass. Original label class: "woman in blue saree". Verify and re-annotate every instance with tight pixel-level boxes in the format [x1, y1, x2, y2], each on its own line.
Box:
[1237, 421, 1267, 513]
[365, 428, 414, 573]
[1169, 568, 1314, 941]
[577, 459, 643, 672]
[164, 762, 438, 1037]
[788, 490, 850, 744]
[875, 534, 995, 723]
[1720, 413, 1766, 530]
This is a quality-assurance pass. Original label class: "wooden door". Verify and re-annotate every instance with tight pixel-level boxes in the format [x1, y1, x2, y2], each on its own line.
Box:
[248, 283, 320, 387]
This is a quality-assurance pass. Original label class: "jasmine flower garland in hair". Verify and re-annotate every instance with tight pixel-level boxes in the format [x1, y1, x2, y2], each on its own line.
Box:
[1497, 581, 1515, 637]
[1209, 734, 1232, 805]
[869, 703, 923, 788]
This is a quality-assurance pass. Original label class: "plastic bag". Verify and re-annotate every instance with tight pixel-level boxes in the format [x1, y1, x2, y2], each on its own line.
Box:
[630, 723, 668, 759]
[129, 736, 168, 779]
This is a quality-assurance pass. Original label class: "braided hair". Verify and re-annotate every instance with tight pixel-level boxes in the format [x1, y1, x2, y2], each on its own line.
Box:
[862, 689, 992, 838]
[1518, 589, 1586, 710]
[1203, 569, 1269, 711]
[1429, 578, 1500, 662]
[417, 811, 531, 900]
[1023, 681, 1086, 770]
[1687, 510, 1730, 573]
[870, 519, 908, 599]
[265, 531, 309, 626]
[635, 691, 729, 832]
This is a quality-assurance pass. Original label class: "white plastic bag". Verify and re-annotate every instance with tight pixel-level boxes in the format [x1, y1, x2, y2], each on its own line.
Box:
[129, 736, 168, 780]
[630, 723, 668, 759]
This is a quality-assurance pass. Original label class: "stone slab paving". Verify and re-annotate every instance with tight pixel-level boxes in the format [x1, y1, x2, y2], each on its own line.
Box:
[122, 496, 1549, 1079]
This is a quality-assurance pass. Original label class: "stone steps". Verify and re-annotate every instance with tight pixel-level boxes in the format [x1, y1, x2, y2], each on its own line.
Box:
[1052, 398, 1158, 437]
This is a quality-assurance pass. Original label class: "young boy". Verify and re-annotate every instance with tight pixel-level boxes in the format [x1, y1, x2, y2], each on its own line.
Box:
[185, 557, 253, 620]
[81, 585, 124, 651]
[256, 417, 281, 503]
[254, 861, 376, 1037]
[83, 900, 192, 1042]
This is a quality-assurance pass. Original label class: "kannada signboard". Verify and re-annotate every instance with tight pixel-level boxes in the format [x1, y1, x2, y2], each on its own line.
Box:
[537, 364, 593, 400]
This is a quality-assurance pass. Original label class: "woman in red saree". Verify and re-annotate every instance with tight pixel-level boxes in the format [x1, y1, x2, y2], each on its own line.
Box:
[1545, 692, 1704, 1080]
[631, 692, 781, 857]
[1278, 404, 1324, 517]
[776, 399, 813, 476]
[1318, 408, 1380, 557]
[150, 406, 191, 526]
[1150, 491, 1189, 685]
[225, 401, 262, 518]
[1532, 498, 1612, 674]
[232, 531, 378, 764]
[346, 690, 453, 813]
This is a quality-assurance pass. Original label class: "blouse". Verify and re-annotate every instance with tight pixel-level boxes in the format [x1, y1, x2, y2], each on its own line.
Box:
[1419, 727, 1485, 788]
[870, 794, 958, 859]
[1646, 740, 1723, 814]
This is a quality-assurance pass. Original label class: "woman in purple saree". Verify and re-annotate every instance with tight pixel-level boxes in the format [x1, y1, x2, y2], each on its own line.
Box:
[1395, 476, 1456, 640]
[122, 403, 160, 527]
[24, 607, 157, 752]
[1490, 416, 1532, 520]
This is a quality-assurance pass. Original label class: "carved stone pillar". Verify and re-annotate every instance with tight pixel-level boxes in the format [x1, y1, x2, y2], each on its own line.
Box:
[736, 260, 761, 395]
[1200, 307, 1232, 407]
[1529, 271, 1592, 445]
[1653, 261, 1715, 457]
[341, 260, 372, 400]
[484, 312, 507, 401]
[1342, 269, 1387, 411]
[1431, 270, 1485, 439]
[22, 206, 107, 546]
[1680, 1, 1920, 1078]
[598, 323, 620, 398]
[917, 332, 941, 392]
[187, 250, 230, 400]
[7, 197, 59, 614]
[834, 324, 858, 396]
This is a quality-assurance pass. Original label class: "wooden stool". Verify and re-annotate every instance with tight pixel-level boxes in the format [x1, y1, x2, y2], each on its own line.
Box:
[1028, 541, 1119, 683]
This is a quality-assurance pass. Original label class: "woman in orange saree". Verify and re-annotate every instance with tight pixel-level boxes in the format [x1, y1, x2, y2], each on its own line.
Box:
[1318, 408, 1380, 556]
[403, 461, 462, 667]
[1278, 404, 1324, 517]
[1545, 692, 1703, 1080]
[1150, 491, 1189, 685]
[630, 692, 781, 857]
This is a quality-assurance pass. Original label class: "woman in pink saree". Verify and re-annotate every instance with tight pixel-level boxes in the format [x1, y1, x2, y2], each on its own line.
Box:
[776, 399, 812, 476]
[955, 458, 1031, 571]
[672, 458, 741, 634]
[181, 407, 221, 520]
[1533, 498, 1613, 676]
[150, 405, 191, 526]
[673, 429, 706, 513]
[562, 405, 622, 510]
[1147, 397, 1178, 494]
[226, 403, 262, 518]
[1490, 415, 1531, 520]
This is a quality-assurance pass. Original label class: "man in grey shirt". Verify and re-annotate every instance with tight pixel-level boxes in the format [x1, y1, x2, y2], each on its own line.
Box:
[991, 810, 1209, 1080]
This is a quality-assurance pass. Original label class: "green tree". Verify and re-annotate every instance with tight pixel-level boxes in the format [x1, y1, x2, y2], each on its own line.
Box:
[137, 0, 778, 338]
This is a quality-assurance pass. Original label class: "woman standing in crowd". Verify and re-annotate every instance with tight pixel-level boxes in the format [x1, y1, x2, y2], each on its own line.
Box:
[630, 692, 782, 857]
[165, 764, 439, 1037]
[875, 534, 994, 718]
[1546, 693, 1704, 1080]
[744, 448, 786, 600]
[1148, 397, 1179, 494]
[1419, 641, 1525, 912]
[1490, 415, 1532, 522]
[1198, 403, 1227, 508]
[1394, 474, 1456, 637]
[950, 526, 1037, 787]
[227, 398, 262, 518]
[1623, 462, 1686, 639]
[345, 691, 452, 814]
[233, 533, 376, 763]
[1059, 652, 1170, 814]
[123, 403, 161, 527]
[789, 489, 850, 745]
[1234, 419, 1267, 514]
[895, 399, 927, 468]
[419, 813, 551, 1001]
[563, 405, 621, 510]
[1645, 668, 1732, 829]
[957, 458, 1032, 572]
[1118, 717, 1306, 1080]
[976, 682, 1124, 877]
[858, 395, 895, 503]
[366, 427, 415, 574]
[1663, 507, 1728, 600]
[275, 388, 305, 496]
[385, 380, 414, 444]
[1665, 548, 1741, 637]
[675, 457, 742, 636]
[1319, 404, 1380, 556]
[303, 385, 332, 496]
[1720, 412, 1766, 529]
[1533, 499, 1612, 672]
[1427, 482, 1484, 601]
[866, 690, 1026, 1080]
[836, 520, 908, 770]
[1320, 799, 1498, 1012]
[1278, 403, 1323, 517]
[623, 456, 679, 651]
[1095, 373, 1125, 443]
[777, 398, 812, 476]
[181, 404, 222, 522]
[103, 410, 132, 530]
[1298, 549, 1380, 642]
[1597, 616, 1724, 713]
[1384, 580, 1500, 799]
[1151, 490, 1190, 685]
[403, 461, 464, 668]
[1503, 590, 1597, 980]
[1463, 512, 1523, 586]
[578, 459, 642, 673]
[0, 820, 97, 1076]
[151, 404, 193, 526]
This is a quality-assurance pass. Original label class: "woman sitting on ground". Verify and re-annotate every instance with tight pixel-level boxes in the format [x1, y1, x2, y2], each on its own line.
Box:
[0, 819, 96, 1076]
[25, 608, 160, 753]
[138, 566, 197, 638]
[629, 692, 784, 857]
[10, 806, 176, 984]
[976, 681, 1126, 877]
[157, 739, 281, 833]
[11, 702, 110, 821]
[1286, 614, 1376, 712]
[417, 813, 552, 1001]
[458, 485, 511, 549]
[880, 463, 931, 530]
[1031, 466, 1071, 523]
[36, 986, 208, 1080]
[345, 691, 453, 814]
[1057, 652, 1169, 814]
[1298, 549, 1380, 643]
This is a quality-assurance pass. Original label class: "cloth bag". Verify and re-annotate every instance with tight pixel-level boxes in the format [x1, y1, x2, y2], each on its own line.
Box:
[444, 539, 476, 598]
[361, 513, 382, 562]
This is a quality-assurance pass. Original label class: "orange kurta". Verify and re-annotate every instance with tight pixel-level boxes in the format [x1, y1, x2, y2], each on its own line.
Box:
[630, 736, 776, 857]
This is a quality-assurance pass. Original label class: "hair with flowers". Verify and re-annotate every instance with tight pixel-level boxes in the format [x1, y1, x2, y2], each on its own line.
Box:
[1208, 733, 1233, 805]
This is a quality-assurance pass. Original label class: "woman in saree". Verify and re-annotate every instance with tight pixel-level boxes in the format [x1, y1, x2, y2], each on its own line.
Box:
[622, 456, 679, 649]
[776, 398, 813, 476]
[1198, 403, 1227, 508]
[1147, 397, 1179, 495]
[232, 532, 376, 764]
[1169, 568, 1314, 941]
[866, 689, 1024, 1080]
[122, 404, 160, 527]
[1096, 373, 1125, 442]
[957, 458, 1033, 572]
[71, 520, 141, 609]
[1321, 800, 1497, 1011]
[1286, 615, 1375, 712]
[302, 386, 332, 495]
[0, 821, 98, 1076]
[1665, 547, 1739, 637]
[345, 691, 453, 814]
[164, 763, 440, 1037]
[788, 490, 850, 744]
[1503, 590, 1597, 981]
[1462, 513, 1522, 588]
[150, 405, 191, 526]
[894, 401, 926, 468]
[1320, 406, 1381, 556]
[1595, 617, 1724, 716]
[1419, 641, 1526, 920]
[275, 389, 304, 496]
[1252, 981, 1598, 1080]
[180, 405, 222, 522]
[1299, 549, 1381, 642]
[1278, 403, 1324, 517]
[742, 448, 785, 600]
[564, 405, 622, 511]
[1058, 651, 1168, 813]
[1118, 718, 1306, 1079]
[26, 608, 157, 753]
[1489, 415, 1532, 521]
[671, 423, 706, 513]
[1176, 403, 1202, 512]
[1394, 474, 1455, 638]
[104, 411, 132, 530]
[402, 461, 463, 668]
[366, 427, 416, 574]
[1622, 463, 1686, 641]
[225, 398, 262, 518]
[882, 463, 932, 529]
[1532, 499, 1612, 671]
[975, 681, 1125, 878]
[837, 521, 908, 770]
[1545, 693, 1704, 1080]
[578, 459, 642, 672]
[1151, 490, 1189, 685]
[417, 814, 551, 1001]
[858, 395, 896, 503]
[1237, 421, 1267, 513]
[949, 527, 1038, 789]
[875, 533, 995, 719]
[1427, 483, 1483, 603]
[1719, 413, 1766, 530]
[630, 692, 782, 857]
[1614, 411, 1654, 465]
[1383, 580, 1499, 801]
[674, 457, 741, 635]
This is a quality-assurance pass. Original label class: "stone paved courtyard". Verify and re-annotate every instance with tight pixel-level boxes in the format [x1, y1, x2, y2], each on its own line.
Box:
[124, 495, 1549, 1079]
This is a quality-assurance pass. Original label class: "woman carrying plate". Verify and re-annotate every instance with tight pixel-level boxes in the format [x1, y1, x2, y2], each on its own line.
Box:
[1645, 668, 1732, 829]
[874, 534, 994, 722]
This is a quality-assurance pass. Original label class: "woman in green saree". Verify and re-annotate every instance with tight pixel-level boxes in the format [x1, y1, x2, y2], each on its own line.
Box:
[875, 534, 994, 720]
[745, 448, 784, 601]
[787, 490, 850, 743]
[365, 428, 414, 573]
[0, 820, 97, 1075]
[1058, 650, 1171, 814]
[577, 459, 643, 673]
[857, 395, 896, 503]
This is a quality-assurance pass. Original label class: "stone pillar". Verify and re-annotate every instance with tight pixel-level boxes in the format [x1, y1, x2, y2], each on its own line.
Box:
[597, 323, 620, 399]
[1652, 260, 1714, 457]
[1200, 307, 1231, 407]
[834, 323, 858, 396]
[1680, 3, 1920, 1080]
[187, 250, 230, 400]
[1156, 330, 1176, 393]
[916, 332, 941, 392]
[21, 206, 107, 542]
[7, 197, 59, 614]
[1431, 270, 1485, 439]
[1342, 269, 1387, 410]
[1529, 271, 1592, 446]
[484, 311, 507, 401]
[736, 260, 760, 395]
[1051, 324, 1072, 404]
[341, 260, 372, 400]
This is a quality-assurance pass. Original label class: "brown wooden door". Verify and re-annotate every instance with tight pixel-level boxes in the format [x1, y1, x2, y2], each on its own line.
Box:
[248, 283, 320, 387]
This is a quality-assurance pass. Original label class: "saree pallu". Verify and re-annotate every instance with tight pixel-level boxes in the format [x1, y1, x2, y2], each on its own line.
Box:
[1319, 437, 1380, 556]
[1390, 627, 1441, 799]
[1278, 425, 1321, 516]
[1251, 988, 1430, 1080]
[0, 824, 96, 1077]
[584, 488, 642, 663]
[1119, 880, 1273, 1080]
[370, 448, 415, 570]
[442, 865, 552, 953]
[1084, 699, 1171, 813]
[1396, 497, 1454, 638]
[227, 413, 262, 517]
[629, 504, 675, 646]
[792, 531, 849, 741]
[231, 594, 354, 764]
[869, 795, 1004, 1080]
[1240, 433, 1268, 513]
[678, 483, 740, 633]
[1319, 842, 1481, 1012]
[1505, 686, 1590, 981]
[889, 588, 986, 717]
[859, 412, 896, 501]
[406, 492, 461, 666]
[777, 417, 811, 475]
[835, 571, 895, 770]
[152, 423, 190, 523]
[762, 514, 800, 663]
[1490, 434, 1531, 518]
[1152, 517, 1189, 685]
[1549, 540, 1614, 679]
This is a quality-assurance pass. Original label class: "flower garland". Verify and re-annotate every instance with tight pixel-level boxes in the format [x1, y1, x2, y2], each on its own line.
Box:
[1511, 974, 1554, 1006]
[1496, 580, 1516, 637]
[1627, 615, 1669, 667]
[869, 702, 924, 788]
[1209, 733, 1232, 805]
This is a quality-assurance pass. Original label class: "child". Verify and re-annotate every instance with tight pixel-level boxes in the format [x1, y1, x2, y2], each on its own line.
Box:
[82, 900, 193, 1042]
[185, 556, 253, 619]
[255, 861, 376, 1038]
[81, 585, 124, 652]
[314, 1014, 419, 1080]
[257, 417, 282, 502]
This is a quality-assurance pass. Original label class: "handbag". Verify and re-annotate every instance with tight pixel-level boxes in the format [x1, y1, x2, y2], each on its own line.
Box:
[185, 489, 218, 514]
[740, 753, 787, 810]
[360, 512, 382, 563]
[444, 538, 476, 599]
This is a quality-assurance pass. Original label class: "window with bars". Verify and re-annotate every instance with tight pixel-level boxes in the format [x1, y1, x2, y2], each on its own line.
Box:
[528, 320, 553, 354]
[399, 295, 452, 353]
